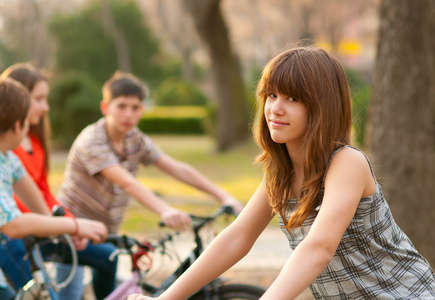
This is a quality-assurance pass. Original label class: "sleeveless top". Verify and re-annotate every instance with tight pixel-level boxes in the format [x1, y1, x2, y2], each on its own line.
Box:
[278, 146, 435, 299]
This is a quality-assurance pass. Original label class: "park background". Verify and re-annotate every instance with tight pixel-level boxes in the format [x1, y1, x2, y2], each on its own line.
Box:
[0, 1, 434, 298]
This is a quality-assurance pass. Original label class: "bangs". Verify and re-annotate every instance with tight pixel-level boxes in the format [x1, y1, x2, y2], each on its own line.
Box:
[258, 52, 309, 103]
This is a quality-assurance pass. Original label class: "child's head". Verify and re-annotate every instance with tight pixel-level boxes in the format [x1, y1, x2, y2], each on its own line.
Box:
[102, 71, 147, 104]
[1, 63, 48, 95]
[101, 72, 146, 135]
[1, 64, 50, 127]
[255, 46, 352, 153]
[0, 78, 30, 135]
[1, 63, 51, 162]
[254, 46, 352, 229]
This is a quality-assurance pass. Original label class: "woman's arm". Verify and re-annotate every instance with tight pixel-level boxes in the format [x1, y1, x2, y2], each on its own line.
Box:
[13, 174, 51, 215]
[154, 155, 244, 213]
[100, 164, 191, 231]
[260, 148, 375, 300]
[156, 180, 274, 300]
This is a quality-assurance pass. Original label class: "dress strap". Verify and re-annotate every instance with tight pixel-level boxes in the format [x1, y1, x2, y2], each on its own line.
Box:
[319, 145, 376, 202]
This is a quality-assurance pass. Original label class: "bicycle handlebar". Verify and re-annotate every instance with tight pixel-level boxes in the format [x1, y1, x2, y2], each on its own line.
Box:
[106, 206, 237, 253]
[158, 205, 237, 229]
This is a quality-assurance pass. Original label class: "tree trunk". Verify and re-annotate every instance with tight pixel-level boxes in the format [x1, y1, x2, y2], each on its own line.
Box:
[366, 0, 435, 265]
[184, 0, 249, 151]
[101, 0, 131, 72]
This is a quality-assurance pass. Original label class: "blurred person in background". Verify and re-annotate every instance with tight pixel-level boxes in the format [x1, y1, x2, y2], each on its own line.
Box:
[1, 64, 117, 300]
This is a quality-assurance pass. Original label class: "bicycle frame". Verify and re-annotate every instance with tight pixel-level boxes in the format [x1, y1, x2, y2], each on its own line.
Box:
[104, 206, 238, 300]
[148, 226, 207, 296]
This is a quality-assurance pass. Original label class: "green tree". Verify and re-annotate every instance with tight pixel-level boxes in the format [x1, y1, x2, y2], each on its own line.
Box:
[48, 0, 178, 87]
[49, 71, 101, 148]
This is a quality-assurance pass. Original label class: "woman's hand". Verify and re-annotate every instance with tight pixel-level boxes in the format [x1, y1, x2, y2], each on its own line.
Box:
[127, 294, 152, 300]
[160, 207, 191, 232]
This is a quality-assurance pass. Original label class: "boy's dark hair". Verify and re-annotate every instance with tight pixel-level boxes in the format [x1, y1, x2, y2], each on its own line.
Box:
[102, 71, 147, 103]
[0, 78, 30, 134]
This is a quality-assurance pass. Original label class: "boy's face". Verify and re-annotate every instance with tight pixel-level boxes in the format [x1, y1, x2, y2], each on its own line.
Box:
[101, 95, 143, 135]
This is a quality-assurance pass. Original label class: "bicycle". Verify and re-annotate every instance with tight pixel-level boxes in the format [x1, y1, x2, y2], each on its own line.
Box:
[11, 206, 78, 300]
[104, 205, 265, 300]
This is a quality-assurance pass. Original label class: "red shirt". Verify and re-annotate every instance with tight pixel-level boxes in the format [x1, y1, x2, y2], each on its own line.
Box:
[13, 134, 73, 217]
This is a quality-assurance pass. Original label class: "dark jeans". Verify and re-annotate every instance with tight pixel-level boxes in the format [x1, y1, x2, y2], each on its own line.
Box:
[0, 235, 31, 288]
[0, 286, 15, 300]
[0, 234, 118, 299]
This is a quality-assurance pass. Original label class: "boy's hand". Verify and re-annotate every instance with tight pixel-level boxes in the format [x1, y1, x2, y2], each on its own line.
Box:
[73, 237, 89, 250]
[220, 196, 244, 215]
[160, 208, 191, 232]
[75, 218, 108, 244]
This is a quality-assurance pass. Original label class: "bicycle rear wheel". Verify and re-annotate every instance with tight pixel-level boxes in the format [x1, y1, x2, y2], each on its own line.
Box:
[188, 283, 265, 300]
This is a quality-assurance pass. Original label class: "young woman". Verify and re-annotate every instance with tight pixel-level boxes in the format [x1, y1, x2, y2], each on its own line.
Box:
[128, 46, 435, 299]
[1, 64, 117, 300]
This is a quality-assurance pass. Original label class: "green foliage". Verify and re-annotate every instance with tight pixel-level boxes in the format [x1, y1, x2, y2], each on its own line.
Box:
[0, 41, 23, 70]
[153, 78, 209, 106]
[352, 86, 371, 147]
[49, 71, 101, 148]
[47, 0, 180, 87]
[138, 106, 213, 135]
[346, 68, 371, 148]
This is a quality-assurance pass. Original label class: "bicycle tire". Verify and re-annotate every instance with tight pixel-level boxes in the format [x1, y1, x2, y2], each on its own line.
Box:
[188, 283, 265, 300]
[34, 234, 78, 291]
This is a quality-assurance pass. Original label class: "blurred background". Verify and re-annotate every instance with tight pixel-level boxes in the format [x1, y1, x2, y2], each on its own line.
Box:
[0, 0, 434, 269]
[0, 0, 377, 149]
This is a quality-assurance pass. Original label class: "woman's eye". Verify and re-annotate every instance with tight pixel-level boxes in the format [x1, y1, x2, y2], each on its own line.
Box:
[288, 97, 297, 102]
[268, 93, 277, 98]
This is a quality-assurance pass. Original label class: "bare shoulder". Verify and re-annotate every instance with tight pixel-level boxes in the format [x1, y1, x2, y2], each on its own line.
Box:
[330, 146, 369, 171]
[328, 147, 375, 197]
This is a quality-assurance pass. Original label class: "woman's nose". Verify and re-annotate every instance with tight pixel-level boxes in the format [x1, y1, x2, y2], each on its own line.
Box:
[270, 100, 283, 115]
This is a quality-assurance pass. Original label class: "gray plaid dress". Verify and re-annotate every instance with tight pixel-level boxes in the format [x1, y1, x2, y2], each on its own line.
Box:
[279, 146, 435, 299]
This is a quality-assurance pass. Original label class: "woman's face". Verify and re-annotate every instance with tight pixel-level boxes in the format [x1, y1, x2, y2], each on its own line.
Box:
[28, 80, 50, 126]
[264, 92, 308, 147]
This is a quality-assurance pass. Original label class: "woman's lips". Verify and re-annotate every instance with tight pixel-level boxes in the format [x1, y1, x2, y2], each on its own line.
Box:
[269, 119, 289, 127]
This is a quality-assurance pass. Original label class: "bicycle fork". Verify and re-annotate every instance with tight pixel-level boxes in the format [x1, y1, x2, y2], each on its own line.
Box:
[15, 245, 57, 300]
[15, 270, 50, 300]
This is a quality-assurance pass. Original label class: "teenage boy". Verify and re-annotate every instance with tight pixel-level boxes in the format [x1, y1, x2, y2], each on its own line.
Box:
[0, 78, 107, 298]
[58, 72, 243, 234]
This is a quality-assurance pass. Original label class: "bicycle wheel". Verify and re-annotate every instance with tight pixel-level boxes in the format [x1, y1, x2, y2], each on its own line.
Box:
[188, 283, 265, 300]
[34, 234, 78, 291]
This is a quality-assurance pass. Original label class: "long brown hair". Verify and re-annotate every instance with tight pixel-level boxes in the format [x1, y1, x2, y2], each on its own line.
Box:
[254, 46, 352, 230]
[1, 63, 50, 170]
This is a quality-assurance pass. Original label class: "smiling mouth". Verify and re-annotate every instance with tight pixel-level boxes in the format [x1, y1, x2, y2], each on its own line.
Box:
[269, 120, 289, 127]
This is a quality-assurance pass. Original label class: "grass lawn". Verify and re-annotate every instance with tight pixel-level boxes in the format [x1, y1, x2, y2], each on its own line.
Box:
[48, 135, 266, 234]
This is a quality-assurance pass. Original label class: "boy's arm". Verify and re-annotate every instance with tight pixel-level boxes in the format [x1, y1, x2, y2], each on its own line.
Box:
[100, 164, 191, 230]
[154, 155, 244, 213]
[13, 174, 50, 215]
[1, 212, 107, 242]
